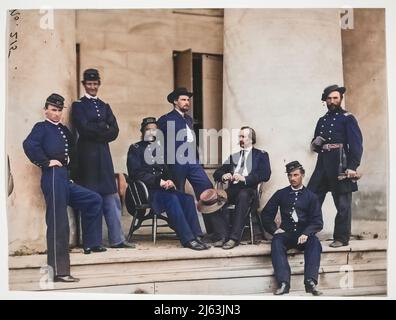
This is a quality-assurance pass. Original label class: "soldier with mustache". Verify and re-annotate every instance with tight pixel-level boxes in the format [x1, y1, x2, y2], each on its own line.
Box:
[307, 85, 363, 248]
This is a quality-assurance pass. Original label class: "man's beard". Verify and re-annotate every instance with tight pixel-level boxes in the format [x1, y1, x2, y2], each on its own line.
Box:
[327, 103, 342, 112]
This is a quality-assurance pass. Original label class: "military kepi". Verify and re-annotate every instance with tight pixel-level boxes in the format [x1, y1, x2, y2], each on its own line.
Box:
[321, 84, 346, 101]
[46, 93, 65, 108]
[285, 161, 304, 174]
[140, 117, 157, 132]
[83, 68, 100, 82]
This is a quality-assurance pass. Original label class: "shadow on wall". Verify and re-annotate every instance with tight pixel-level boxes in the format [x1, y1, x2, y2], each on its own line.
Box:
[8, 155, 14, 197]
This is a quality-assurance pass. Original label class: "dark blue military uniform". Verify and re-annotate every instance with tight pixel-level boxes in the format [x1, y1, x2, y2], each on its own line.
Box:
[23, 120, 103, 277]
[261, 186, 323, 286]
[212, 148, 271, 242]
[157, 109, 213, 231]
[71, 96, 119, 195]
[127, 140, 204, 246]
[72, 95, 126, 246]
[307, 109, 363, 244]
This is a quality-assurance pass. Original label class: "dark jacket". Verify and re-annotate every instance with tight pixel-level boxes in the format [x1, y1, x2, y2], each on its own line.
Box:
[213, 147, 271, 190]
[23, 120, 74, 170]
[127, 141, 174, 190]
[157, 109, 198, 164]
[308, 109, 363, 193]
[71, 96, 119, 195]
[261, 186, 323, 236]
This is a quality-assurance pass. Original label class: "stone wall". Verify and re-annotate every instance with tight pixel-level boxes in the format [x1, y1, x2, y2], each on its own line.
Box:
[76, 9, 224, 174]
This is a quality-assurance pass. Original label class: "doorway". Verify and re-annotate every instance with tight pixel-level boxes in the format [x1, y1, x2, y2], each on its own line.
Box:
[173, 50, 223, 167]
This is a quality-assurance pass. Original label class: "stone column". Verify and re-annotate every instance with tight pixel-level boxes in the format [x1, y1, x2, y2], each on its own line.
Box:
[341, 9, 387, 236]
[223, 9, 344, 236]
[7, 10, 77, 254]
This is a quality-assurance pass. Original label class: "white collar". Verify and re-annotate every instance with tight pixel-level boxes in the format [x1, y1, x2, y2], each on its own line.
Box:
[241, 146, 253, 153]
[85, 93, 98, 100]
[291, 185, 304, 191]
[45, 118, 60, 125]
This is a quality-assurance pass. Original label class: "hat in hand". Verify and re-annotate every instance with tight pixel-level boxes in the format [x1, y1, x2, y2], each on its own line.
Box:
[197, 188, 227, 214]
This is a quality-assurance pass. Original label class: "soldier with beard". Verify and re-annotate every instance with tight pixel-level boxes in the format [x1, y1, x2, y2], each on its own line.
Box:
[307, 85, 363, 248]
[127, 117, 210, 250]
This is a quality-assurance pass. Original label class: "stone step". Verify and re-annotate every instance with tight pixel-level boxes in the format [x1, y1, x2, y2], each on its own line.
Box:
[9, 239, 387, 295]
[38, 267, 386, 296]
[9, 239, 386, 268]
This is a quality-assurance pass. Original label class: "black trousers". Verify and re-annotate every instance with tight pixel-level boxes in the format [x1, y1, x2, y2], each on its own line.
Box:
[271, 232, 322, 286]
[171, 163, 214, 234]
[41, 167, 103, 277]
[210, 187, 256, 242]
[151, 190, 203, 245]
[317, 191, 352, 244]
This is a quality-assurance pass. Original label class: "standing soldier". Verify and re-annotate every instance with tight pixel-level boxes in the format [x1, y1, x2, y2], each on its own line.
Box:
[23, 93, 105, 282]
[72, 69, 133, 250]
[308, 85, 363, 248]
[157, 87, 214, 234]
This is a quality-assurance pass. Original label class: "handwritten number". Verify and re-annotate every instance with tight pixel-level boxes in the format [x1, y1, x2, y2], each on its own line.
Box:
[8, 11, 20, 58]
[8, 46, 18, 58]
[10, 10, 20, 16]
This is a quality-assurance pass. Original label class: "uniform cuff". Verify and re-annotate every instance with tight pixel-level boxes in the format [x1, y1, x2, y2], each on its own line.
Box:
[347, 163, 358, 171]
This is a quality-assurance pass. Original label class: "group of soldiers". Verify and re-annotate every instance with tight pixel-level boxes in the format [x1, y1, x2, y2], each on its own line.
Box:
[23, 69, 363, 295]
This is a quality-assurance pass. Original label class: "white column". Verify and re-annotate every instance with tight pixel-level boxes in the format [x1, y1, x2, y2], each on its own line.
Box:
[341, 9, 387, 236]
[7, 10, 77, 253]
[223, 9, 344, 236]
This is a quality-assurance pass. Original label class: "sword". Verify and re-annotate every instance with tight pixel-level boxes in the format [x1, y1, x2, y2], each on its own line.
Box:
[337, 146, 362, 182]
[337, 172, 362, 182]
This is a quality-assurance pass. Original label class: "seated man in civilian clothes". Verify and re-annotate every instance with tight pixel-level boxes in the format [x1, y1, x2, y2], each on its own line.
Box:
[23, 93, 105, 283]
[212, 126, 271, 249]
[127, 117, 210, 251]
[261, 161, 323, 295]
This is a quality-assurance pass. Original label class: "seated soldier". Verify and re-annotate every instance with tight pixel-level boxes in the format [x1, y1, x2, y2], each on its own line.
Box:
[126, 117, 210, 251]
[261, 161, 323, 296]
